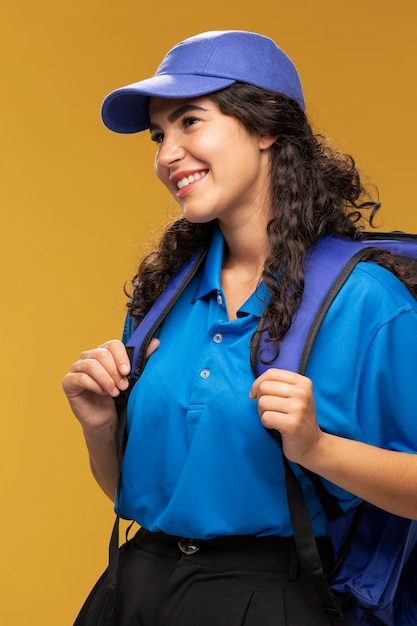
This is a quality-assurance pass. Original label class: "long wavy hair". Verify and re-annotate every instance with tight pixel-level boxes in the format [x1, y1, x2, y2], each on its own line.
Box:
[126, 83, 417, 358]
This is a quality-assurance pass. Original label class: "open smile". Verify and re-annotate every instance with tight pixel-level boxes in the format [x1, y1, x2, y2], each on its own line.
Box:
[175, 170, 208, 190]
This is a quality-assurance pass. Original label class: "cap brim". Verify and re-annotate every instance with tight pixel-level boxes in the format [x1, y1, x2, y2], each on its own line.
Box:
[101, 74, 236, 134]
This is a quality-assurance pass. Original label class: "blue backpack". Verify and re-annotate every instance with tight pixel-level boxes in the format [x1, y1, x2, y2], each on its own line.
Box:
[122, 232, 417, 626]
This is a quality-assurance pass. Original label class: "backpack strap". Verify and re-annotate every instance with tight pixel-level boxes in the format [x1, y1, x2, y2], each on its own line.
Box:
[256, 234, 417, 376]
[259, 233, 417, 623]
[105, 248, 207, 602]
[114, 246, 207, 459]
[126, 247, 208, 385]
[261, 236, 378, 622]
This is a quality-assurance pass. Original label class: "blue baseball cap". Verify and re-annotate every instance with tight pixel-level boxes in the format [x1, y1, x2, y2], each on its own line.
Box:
[101, 30, 305, 134]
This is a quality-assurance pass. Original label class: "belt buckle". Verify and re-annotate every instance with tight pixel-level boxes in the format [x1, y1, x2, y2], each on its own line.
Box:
[178, 538, 200, 555]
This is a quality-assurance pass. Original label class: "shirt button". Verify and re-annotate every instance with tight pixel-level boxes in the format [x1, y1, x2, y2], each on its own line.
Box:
[213, 333, 223, 344]
[216, 293, 223, 306]
[200, 369, 210, 379]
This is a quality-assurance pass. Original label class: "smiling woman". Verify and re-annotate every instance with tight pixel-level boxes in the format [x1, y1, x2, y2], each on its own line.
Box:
[62, 30, 417, 626]
[149, 95, 275, 227]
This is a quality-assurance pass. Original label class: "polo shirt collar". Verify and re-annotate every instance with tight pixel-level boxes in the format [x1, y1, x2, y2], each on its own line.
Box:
[192, 224, 270, 317]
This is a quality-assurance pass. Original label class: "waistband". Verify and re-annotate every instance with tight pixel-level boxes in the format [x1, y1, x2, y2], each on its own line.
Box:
[134, 528, 334, 574]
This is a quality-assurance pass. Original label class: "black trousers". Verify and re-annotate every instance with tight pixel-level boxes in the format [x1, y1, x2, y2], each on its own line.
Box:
[75, 528, 347, 626]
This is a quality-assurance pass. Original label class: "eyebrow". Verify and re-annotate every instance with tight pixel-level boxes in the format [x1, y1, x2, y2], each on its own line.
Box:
[149, 104, 209, 131]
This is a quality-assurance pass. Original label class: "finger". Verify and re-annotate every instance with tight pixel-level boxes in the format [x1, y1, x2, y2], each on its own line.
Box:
[62, 370, 119, 399]
[146, 338, 160, 359]
[259, 382, 314, 412]
[255, 379, 294, 400]
[71, 353, 128, 396]
[250, 369, 297, 399]
[98, 339, 131, 376]
[250, 368, 308, 399]
[259, 409, 289, 431]
[79, 342, 130, 381]
[257, 392, 293, 415]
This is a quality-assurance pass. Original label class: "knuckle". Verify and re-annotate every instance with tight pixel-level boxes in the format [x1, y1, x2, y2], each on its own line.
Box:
[100, 339, 122, 350]
[260, 410, 275, 429]
[295, 383, 311, 404]
[76, 371, 94, 388]
[260, 411, 271, 428]
[256, 396, 269, 413]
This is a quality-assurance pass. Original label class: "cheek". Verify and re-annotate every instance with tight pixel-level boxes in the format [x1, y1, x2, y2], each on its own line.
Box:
[154, 157, 169, 186]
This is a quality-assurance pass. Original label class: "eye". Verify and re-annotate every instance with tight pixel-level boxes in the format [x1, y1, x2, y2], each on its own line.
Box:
[150, 131, 164, 144]
[183, 116, 199, 129]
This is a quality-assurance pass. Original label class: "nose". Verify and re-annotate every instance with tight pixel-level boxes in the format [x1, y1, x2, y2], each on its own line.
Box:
[155, 133, 186, 169]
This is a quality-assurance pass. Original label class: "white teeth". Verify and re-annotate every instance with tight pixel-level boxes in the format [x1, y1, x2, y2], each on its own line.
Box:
[177, 171, 207, 190]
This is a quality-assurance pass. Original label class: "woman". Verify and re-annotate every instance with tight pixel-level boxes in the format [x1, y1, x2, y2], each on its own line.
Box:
[63, 30, 417, 626]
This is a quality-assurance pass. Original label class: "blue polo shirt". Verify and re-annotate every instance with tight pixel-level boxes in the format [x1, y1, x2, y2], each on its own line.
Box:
[119, 227, 417, 538]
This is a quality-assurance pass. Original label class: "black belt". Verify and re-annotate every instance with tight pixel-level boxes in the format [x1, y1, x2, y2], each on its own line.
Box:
[134, 528, 334, 574]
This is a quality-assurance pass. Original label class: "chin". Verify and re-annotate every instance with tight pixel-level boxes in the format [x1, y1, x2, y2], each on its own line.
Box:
[182, 209, 215, 224]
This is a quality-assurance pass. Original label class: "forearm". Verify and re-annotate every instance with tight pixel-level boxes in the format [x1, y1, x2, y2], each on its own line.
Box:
[83, 425, 120, 501]
[303, 432, 417, 519]
[62, 339, 133, 500]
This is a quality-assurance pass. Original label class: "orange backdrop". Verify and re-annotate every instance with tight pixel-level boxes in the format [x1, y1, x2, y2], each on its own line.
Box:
[1, 1, 416, 623]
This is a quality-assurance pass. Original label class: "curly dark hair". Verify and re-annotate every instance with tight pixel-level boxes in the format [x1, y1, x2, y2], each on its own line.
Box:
[126, 83, 417, 359]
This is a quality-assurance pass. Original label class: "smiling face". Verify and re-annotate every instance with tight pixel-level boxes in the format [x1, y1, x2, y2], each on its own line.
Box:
[148, 96, 276, 229]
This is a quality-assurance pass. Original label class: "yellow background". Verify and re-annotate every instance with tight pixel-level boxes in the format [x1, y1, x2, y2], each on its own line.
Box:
[1, 1, 416, 623]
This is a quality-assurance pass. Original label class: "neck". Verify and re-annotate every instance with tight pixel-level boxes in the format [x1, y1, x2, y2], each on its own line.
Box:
[219, 220, 269, 320]
[219, 215, 270, 275]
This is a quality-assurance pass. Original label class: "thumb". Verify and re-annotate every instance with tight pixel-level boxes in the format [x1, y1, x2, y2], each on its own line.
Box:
[146, 337, 160, 359]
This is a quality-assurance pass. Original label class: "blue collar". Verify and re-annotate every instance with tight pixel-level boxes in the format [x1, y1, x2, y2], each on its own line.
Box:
[192, 225, 270, 317]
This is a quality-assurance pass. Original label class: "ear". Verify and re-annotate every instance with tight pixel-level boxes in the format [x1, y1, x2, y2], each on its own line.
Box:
[259, 135, 278, 150]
